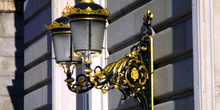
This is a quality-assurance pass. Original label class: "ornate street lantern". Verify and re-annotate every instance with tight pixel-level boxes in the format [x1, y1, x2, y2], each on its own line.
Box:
[67, 0, 110, 54]
[46, 16, 81, 64]
[46, 1, 155, 110]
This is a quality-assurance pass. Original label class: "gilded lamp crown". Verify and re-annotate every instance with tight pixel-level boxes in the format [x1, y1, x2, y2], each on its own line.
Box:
[46, 3, 71, 30]
[62, 0, 110, 17]
[45, 17, 70, 30]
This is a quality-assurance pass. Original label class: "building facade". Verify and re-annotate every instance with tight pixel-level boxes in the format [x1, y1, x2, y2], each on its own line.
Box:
[0, 0, 219, 110]
[0, 0, 24, 109]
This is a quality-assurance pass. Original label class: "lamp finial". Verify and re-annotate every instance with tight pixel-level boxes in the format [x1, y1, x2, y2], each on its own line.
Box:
[81, 0, 94, 3]
[62, 2, 71, 17]
[144, 8, 153, 23]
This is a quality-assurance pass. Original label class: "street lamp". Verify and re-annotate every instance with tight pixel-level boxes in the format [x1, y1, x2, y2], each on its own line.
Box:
[46, 0, 154, 110]
[68, 0, 109, 54]
[45, 16, 81, 64]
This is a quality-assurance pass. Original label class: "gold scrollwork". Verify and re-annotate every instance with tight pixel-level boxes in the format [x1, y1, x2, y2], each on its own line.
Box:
[94, 70, 103, 80]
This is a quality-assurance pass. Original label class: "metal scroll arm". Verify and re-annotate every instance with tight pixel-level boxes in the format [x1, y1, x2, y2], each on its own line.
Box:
[57, 62, 94, 94]
[60, 8, 154, 110]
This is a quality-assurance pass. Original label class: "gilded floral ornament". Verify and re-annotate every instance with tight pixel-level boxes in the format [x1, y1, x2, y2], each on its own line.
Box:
[68, 6, 111, 17]
[45, 21, 70, 30]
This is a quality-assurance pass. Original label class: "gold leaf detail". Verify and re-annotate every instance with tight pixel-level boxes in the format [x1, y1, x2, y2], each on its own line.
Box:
[86, 7, 93, 12]
[114, 85, 119, 89]
[144, 8, 153, 23]
[62, 3, 71, 17]
[81, 0, 94, 3]
[68, 6, 111, 17]
[95, 70, 103, 79]
[78, 78, 87, 87]
[131, 68, 139, 82]
[102, 89, 107, 94]
[45, 21, 70, 30]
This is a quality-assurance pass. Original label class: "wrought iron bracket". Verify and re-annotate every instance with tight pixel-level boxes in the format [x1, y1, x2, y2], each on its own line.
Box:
[60, 8, 154, 110]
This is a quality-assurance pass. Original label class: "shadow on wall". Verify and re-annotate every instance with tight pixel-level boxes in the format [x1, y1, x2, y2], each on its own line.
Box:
[7, 0, 25, 110]
[171, 0, 194, 110]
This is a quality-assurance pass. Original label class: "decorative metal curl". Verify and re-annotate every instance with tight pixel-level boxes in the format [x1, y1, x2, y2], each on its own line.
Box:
[88, 34, 153, 110]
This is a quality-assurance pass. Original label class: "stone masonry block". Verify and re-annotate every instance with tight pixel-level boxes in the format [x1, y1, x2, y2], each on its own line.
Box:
[154, 19, 192, 61]
[107, 0, 191, 52]
[108, 0, 191, 22]
[107, 0, 143, 18]
[24, 84, 52, 110]
[0, 1, 23, 12]
[107, 42, 138, 64]
[24, 6, 51, 43]
[0, 57, 24, 76]
[137, 0, 191, 27]
[0, 37, 24, 57]
[108, 89, 140, 110]
[155, 95, 193, 110]
[0, 96, 23, 110]
[0, 0, 14, 1]
[24, 60, 51, 90]
[0, 76, 24, 96]
[0, 1, 16, 12]
[0, 13, 24, 37]
[108, 18, 192, 63]
[24, 0, 50, 20]
[154, 56, 193, 98]
[107, 13, 135, 52]
[24, 34, 51, 66]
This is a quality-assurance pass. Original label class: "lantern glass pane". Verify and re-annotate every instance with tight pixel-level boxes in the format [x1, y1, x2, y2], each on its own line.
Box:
[91, 20, 105, 53]
[53, 34, 71, 63]
[71, 21, 89, 53]
[71, 20, 105, 54]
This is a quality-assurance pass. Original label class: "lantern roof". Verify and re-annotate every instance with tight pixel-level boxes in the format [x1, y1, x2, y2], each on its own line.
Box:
[63, 0, 110, 18]
[46, 17, 70, 30]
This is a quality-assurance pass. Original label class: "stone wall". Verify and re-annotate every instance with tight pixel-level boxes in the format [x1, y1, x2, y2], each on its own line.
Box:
[0, 0, 24, 110]
[23, 0, 52, 109]
[107, 0, 193, 109]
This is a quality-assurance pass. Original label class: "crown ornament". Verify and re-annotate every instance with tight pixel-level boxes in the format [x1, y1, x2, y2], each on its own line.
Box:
[68, 7, 110, 17]
[45, 20, 70, 30]
[63, 0, 110, 17]
[62, 2, 71, 17]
